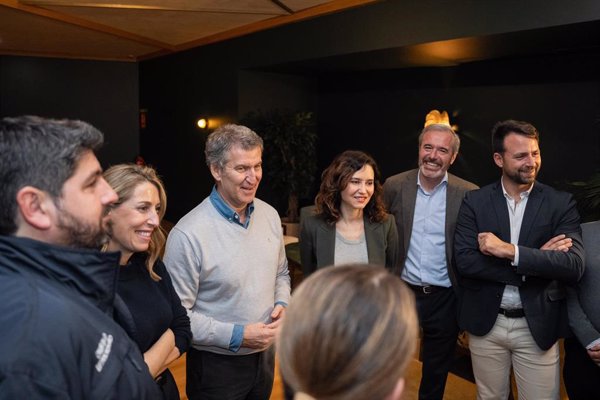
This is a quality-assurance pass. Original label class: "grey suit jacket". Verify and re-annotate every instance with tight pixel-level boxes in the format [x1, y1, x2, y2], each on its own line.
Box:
[567, 220, 600, 346]
[299, 212, 399, 276]
[382, 168, 478, 288]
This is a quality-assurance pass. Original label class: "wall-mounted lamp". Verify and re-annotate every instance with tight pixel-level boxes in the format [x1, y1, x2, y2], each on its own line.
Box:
[196, 117, 209, 130]
[424, 109, 459, 132]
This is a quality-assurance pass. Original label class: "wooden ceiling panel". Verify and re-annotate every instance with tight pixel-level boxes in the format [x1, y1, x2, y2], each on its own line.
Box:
[0, 5, 160, 60]
[281, 0, 332, 12]
[0, 0, 378, 60]
[41, 5, 279, 45]
[23, 0, 286, 14]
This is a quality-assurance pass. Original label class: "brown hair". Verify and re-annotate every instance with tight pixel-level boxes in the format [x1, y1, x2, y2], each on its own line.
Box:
[492, 119, 539, 154]
[315, 150, 387, 224]
[103, 164, 167, 281]
[278, 265, 418, 400]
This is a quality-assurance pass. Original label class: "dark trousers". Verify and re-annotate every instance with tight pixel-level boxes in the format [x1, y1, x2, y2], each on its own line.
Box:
[186, 348, 274, 400]
[412, 286, 460, 400]
[563, 336, 600, 400]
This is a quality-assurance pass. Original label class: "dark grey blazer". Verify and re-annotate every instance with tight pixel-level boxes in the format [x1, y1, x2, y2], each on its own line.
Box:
[382, 168, 478, 288]
[299, 212, 399, 276]
[567, 220, 600, 346]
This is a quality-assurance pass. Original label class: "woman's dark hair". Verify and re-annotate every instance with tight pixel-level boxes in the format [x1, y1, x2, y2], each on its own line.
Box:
[315, 150, 387, 224]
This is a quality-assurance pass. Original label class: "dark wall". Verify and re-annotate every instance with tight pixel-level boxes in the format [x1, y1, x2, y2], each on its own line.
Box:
[140, 50, 317, 220]
[0, 56, 139, 167]
[238, 71, 317, 117]
[139, 0, 600, 221]
[317, 51, 600, 188]
[142, 55, 600, 221]
[318, 71, 600, 189]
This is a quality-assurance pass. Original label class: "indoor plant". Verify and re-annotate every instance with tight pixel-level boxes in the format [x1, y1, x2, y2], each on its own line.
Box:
[241, 109, 317, 224]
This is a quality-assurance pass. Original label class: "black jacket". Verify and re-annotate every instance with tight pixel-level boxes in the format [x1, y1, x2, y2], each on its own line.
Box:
[0, 235, 161, 399]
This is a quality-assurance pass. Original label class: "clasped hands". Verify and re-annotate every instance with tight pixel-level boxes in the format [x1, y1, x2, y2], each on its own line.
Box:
[587, 345, 600, 366]
[241, 304, 286, 350]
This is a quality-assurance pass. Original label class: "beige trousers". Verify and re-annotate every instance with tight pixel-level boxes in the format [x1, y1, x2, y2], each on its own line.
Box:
[469, 314, 560, 400]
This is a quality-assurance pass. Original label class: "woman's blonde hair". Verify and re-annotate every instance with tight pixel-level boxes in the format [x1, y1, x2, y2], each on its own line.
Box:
[103, 164, 167, 281]
[278, 265, 418, 399]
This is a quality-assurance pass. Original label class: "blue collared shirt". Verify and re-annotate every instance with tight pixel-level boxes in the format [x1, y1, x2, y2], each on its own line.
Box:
[209, 186, 254, 229]
[402, 172, 451, 287]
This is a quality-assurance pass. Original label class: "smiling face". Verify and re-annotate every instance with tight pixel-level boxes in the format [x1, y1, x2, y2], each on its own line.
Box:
[53, 150, 118, 248]
[340, 164, 375, 213]
[494, 132, 541, 188]
[418, 129, 458, 188]
[210, 145, 263, 214]
[104, 181, 161, 264]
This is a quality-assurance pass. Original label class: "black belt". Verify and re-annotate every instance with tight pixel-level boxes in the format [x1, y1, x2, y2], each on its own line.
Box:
[499, 308, 525, 318]
[406, 283, 447, 295]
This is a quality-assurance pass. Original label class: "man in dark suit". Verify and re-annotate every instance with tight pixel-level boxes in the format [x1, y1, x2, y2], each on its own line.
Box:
[454, 119, 585, 399]
[383, 123, 478, 400]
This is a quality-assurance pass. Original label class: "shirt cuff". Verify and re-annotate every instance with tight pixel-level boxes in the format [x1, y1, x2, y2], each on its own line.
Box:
[512, 245, 520, 266]
[586, 338, 600, 350]
[275, 301, 288, 308]
[229, 324, 244, 352]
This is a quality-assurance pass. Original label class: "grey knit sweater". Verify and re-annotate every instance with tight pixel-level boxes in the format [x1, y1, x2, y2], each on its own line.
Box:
[164, 196, 291, 355]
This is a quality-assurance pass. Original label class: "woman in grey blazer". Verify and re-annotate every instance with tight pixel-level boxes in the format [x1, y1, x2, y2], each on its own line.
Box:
[300, 150, 399, 276]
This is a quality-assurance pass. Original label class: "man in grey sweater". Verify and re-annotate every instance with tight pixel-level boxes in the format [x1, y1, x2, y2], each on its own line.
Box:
[564, 220, 600, 399]
[165, 124, 291, 400]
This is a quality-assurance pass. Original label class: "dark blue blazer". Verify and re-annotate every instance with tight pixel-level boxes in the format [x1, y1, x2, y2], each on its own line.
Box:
[454, 180, 585, 350]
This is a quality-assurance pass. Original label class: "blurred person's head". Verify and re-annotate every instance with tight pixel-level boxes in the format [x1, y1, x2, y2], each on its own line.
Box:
[205, 124, 263, 213]
[279, 265, 418, 400]
[0, 115, 117, 247]
[103, 164, 167, 280]
[315, 150, 387, 224]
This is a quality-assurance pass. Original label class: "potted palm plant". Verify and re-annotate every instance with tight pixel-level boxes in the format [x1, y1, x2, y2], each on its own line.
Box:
[241, 109, 317, 229]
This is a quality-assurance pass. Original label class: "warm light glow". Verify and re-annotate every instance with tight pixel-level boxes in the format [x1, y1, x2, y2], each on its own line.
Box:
[424, 110, 459, 132]
[424, 110, 450, 127]
[197, 118, 208, 129]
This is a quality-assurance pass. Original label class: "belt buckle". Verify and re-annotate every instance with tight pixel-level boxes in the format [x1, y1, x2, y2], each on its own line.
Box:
[422, 285, 432, 294]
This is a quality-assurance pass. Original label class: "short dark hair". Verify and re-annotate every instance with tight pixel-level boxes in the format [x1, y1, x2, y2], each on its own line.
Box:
[0, 116, 104, 235]
[492, 119, 539, 154]
[315, 150, 388, 224]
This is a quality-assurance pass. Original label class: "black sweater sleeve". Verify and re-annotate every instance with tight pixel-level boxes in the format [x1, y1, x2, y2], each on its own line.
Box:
[155, 259, 192, 354]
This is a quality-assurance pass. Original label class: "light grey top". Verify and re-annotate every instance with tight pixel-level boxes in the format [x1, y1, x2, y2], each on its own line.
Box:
[334, 231, 368, 266]
[164, 196, 291, 355]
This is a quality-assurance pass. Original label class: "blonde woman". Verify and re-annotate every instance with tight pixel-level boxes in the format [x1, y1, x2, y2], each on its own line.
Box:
[278, 265, 418, 400]
[103, 164, 191, 399]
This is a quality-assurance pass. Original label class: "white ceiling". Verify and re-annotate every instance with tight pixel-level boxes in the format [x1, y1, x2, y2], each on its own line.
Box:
[0, 0, 377, 61]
